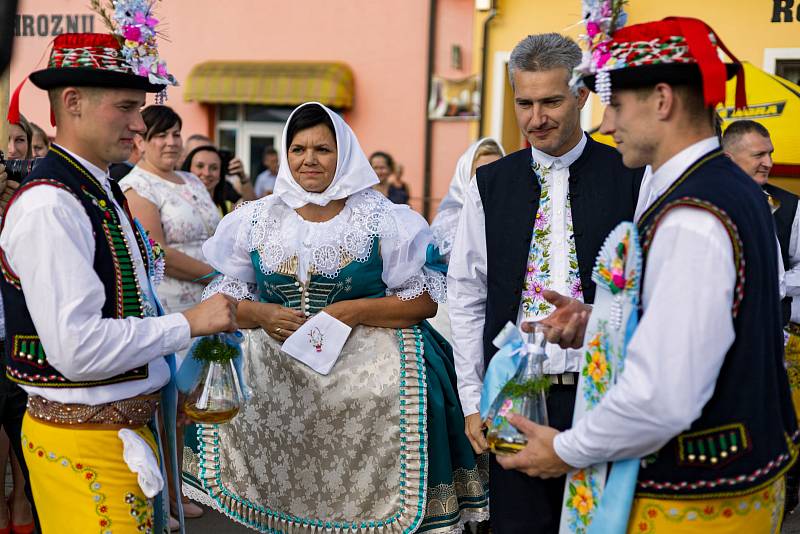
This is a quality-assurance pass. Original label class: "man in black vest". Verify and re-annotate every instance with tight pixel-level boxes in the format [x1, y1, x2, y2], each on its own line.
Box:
[447, 33, 642, 533]
[723, 120, 799, 326]
[723, 120, 800, 514]
[0, 31, 238, 533]
[496, 15, 798, 532]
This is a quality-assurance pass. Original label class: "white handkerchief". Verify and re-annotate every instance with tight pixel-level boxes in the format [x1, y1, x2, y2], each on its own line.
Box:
[281, 312, 352, 375]
[118, 428, 164, 498]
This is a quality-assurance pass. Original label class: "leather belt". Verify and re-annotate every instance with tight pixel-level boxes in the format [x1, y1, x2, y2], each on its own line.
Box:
[26, 394, 159, 430]
[549, 372, 579, 386]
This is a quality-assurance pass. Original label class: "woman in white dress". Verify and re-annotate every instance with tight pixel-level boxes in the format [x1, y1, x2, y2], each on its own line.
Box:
[121, 105, 221, 525]
[121, 106, 220, 316]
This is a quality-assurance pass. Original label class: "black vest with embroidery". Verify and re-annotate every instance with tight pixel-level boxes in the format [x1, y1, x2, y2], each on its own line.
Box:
[476, 136, 643, 365]
[0, 147, 150, 387]
[635, 150, 798, 498]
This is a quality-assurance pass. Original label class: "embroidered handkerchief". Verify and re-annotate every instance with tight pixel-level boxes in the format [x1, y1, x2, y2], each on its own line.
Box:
[281, 312, 352, 375]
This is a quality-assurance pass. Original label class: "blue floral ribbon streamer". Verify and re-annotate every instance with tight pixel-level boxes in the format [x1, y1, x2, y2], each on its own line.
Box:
[558, 221, 643, 534]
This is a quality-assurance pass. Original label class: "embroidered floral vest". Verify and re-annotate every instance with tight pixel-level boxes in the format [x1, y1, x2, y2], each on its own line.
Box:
[635, 150, 799, 498]
[520, 160, 583, 320]
[0, 147, 152, 387]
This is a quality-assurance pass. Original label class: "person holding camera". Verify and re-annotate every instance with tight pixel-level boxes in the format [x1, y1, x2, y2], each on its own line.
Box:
[0, 116, 35, 534]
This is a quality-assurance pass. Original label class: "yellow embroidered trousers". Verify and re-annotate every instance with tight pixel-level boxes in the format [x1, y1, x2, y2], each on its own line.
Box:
[21, 413, 157, 534]
[785, 324, 800, 423]
[626, 476, 785, 533]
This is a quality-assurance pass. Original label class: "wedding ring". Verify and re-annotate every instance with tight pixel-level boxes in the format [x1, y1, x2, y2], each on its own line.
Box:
[276, 327, 283, 335]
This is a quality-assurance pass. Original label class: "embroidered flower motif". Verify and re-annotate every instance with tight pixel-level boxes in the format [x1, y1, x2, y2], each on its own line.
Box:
[521, 161, 584, 321]
[587, 352, 608, 383]
[571, 484, 594, 516]
[565, 466, 602, 531]
[308, 327, 325, 353]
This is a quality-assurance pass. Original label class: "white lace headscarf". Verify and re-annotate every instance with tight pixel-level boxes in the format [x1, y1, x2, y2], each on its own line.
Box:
[436, 137, 504, 214]
[272, 102, 379, 209]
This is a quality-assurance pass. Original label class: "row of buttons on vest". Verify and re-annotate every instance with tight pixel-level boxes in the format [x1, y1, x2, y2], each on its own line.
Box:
[293, 281, 312, 316]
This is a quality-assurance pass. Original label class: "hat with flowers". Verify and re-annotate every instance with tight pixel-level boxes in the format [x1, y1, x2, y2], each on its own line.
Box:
[28, 0, 177, 92]
[8, 0, 178, 125]
[572, 1, 746, 110]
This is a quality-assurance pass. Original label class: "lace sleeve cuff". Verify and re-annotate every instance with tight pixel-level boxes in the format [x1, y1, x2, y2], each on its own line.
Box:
[202, 275, 257, 302]
[387, 267, 447, 304]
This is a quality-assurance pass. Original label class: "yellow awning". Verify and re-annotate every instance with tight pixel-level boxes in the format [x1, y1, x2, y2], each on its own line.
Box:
[184, 61, 354, 109]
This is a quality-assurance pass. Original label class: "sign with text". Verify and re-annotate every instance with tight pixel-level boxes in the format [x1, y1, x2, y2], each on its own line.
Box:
[14, 14, 95, 37]
[772, 0, 800, 21]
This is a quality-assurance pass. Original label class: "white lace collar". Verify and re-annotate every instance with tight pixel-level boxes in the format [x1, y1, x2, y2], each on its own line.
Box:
[238, 189, 400, 281]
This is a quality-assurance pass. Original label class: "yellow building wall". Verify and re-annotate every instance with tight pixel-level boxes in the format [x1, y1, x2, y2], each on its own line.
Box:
[475, 0, 800, 151]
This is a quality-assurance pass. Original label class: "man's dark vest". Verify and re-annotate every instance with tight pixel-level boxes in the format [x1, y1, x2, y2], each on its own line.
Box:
[635, 150, 798, 498]
[763, 182, 798, 325]
[0, 146, 150, 387]
[476, 135, 643, 365]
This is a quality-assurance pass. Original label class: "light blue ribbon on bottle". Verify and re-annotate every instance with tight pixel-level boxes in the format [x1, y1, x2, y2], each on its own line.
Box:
[479, 322, 527, 420]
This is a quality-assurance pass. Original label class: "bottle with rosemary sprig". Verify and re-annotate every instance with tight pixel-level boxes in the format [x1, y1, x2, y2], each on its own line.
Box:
[183, 335, 242, 424]
[486, 324, 550, 454]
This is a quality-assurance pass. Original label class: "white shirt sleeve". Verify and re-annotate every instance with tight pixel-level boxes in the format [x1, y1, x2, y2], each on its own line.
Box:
[202, 202, 258, 283]
[380, 206, 446, 303]
[0, 186, 191, 382]
[554, 207, 736, 467]
[784, 205, 800, 321]
[447, 180, 489, 417]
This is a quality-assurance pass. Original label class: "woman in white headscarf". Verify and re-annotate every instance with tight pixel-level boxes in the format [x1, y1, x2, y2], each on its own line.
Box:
[427, 138, 504, 342]
[184, 103, 488, 534]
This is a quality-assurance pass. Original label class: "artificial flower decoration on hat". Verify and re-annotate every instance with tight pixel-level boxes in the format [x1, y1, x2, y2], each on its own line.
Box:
[573, 1, 746, 110]
[94, 0, 177, 91]
[569, 0, 629, 96]
[10, 0, 178, 125]
[24, 0, 176, 95]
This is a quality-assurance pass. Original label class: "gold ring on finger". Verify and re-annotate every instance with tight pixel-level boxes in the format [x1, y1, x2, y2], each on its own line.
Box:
[276, 327, 283, 335]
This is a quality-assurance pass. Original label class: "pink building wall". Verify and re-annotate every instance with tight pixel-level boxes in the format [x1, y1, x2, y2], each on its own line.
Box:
[9, 0, 477, 215]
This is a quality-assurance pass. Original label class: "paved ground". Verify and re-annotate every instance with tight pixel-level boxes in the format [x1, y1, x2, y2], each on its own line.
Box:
[184, 506, 252, 533]
[785, 504, 800, 533]
[183, 502, 800, 533]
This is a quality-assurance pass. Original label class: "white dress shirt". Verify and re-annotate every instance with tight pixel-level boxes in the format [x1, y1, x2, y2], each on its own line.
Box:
[553, 137, 747, 466]
[0, 144, 191, 405]
[782, 204, 800, 322]
[448, 134, 587, 417]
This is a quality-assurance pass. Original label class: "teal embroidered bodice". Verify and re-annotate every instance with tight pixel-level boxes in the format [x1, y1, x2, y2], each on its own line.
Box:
[250, 237, 386, 316]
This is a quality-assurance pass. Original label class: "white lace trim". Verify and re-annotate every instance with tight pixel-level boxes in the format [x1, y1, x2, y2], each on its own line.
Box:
[237, 189, 400, 281]
[430, 207, 460, 257]
[388, 267, 447, 304]
[202, 274, 257, 301]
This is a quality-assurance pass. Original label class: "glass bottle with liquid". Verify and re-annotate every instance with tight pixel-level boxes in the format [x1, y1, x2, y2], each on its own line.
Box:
[486, 325, 549, 454]
[183, 358, 242, 424]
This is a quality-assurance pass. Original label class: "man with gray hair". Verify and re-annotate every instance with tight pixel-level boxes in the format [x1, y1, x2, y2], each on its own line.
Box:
[447, 33, 643, 532]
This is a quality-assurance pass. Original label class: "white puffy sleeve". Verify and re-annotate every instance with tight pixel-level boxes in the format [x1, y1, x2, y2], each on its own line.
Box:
[201, 202, 259, 301]
[381, 205, 447, 303]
